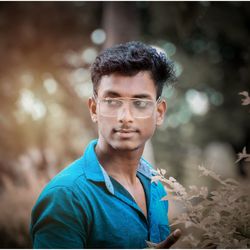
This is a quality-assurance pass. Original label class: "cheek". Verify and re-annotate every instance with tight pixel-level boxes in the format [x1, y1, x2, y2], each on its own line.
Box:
[97, 116, 115, 134]
[139, 117, 157, 135]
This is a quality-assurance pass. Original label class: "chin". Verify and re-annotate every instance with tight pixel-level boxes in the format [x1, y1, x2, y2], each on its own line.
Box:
[110, 139, 143, 152]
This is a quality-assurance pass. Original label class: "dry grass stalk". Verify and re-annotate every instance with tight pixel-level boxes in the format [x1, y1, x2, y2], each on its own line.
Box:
[0, 169, 47, 248]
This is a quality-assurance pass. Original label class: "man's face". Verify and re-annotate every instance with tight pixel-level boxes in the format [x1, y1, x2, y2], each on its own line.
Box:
[88, 71, 166, 152]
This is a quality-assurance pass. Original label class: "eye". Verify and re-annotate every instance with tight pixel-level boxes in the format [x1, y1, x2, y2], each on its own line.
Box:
[104, 98, 122, 107]
[133, 100, 148, 109]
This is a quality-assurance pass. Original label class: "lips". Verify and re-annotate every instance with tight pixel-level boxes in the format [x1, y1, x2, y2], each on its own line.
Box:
[113, 128, 138, 138]
[114, 128, 138, 133]
[115, 129, 137, 133]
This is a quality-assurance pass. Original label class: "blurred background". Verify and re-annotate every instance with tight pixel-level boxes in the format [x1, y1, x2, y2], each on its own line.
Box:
[0, 2, 249, 248]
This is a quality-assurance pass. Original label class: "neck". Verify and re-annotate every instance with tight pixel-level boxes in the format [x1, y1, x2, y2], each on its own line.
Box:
[95, 140, 144, 185]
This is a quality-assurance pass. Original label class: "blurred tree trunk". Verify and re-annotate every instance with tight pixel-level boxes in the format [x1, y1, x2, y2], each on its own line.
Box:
[102, 2, 140, 47]
[101, 2, 155, 166]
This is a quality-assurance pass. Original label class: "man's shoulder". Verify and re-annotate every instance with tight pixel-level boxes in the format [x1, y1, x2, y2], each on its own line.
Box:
[42, 140, 98, 192]
[38, 158, 86, 199]
[49, 158, 86, 187]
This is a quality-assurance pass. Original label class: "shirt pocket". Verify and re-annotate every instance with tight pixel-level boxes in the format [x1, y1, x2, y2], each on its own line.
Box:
[158, 224, 170, 241]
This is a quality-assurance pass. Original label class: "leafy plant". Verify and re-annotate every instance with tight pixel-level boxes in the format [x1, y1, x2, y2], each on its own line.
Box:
[236, 91, 250, 164]
[148, 91, 250, 248]
[151, 165, 250, 248]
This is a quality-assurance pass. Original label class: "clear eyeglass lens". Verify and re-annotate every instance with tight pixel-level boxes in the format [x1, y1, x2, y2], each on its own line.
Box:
[99, 98, 156, 118]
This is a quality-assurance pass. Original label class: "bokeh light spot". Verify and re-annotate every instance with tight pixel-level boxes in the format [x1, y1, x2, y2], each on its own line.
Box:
[43, 78, 58, 95]
[174, 62, 183, 77]
[210, 91, 224, 106]
[81, 48, 97, 64]
[17, 89, 46, 120]
[185, 89, 209, 115]
[91, 29, 106, 45]
[163, 42, 176, 57]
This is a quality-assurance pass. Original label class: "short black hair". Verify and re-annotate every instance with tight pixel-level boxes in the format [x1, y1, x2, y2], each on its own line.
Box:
[91, 41, 176, 99]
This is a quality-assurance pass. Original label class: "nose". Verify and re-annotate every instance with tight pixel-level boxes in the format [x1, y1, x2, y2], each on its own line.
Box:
[117, 102, 134, 123]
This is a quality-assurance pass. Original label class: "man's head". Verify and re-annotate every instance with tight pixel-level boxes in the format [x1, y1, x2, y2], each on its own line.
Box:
[89, 41, 176, 152]
[91, 41, 175, 99]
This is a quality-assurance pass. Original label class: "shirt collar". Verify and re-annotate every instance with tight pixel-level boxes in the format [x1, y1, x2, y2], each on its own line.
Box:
[137, 158, 154, 179]
[82, 139, 154, 194]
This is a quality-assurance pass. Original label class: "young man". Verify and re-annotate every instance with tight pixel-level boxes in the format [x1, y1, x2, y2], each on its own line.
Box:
[30, 41, 181, 248]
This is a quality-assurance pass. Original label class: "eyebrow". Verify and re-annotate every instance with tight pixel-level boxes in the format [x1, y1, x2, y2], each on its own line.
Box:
[102, 91, 121, 97]
[102, 91, 153, 99]
[133, 94, 153, 99]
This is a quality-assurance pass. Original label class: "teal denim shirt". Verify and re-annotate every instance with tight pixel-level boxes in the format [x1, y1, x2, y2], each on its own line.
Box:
[30, 139, 170, 248]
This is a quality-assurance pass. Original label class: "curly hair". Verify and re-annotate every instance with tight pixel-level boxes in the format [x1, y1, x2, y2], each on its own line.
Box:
[90, 41, 176, 99]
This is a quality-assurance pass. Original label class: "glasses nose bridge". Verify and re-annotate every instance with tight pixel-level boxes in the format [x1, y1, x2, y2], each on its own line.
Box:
[117, 98, 134, 119]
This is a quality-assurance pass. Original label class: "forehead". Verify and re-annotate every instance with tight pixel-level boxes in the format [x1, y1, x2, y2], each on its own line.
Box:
[97, 71, 157, 99]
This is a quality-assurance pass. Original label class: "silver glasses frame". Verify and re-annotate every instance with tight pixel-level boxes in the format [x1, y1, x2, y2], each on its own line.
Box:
[93, 95, 162, 119]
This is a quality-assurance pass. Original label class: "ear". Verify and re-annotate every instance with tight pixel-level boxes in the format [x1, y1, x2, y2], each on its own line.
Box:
[156, 99, 167, 126]
[88, 97, 97, 123]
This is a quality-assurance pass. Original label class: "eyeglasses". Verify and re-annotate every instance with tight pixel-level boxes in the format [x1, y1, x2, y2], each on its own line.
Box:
[94, 96, 161, 118]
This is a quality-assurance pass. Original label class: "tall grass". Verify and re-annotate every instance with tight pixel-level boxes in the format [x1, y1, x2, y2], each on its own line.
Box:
[0, 169, 47, 248]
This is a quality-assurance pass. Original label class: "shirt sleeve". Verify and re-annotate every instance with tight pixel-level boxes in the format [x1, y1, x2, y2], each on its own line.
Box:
[30, 186, 88, 248]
